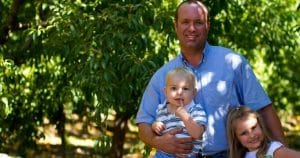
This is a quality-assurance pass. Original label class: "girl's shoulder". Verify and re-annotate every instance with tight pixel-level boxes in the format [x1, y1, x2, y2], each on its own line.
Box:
[266, 141, 283, 157]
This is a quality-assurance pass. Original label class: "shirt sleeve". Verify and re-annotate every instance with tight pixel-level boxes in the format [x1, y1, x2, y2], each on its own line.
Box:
[266, 141, 283, 156]
[190, 104, 207, 126]
[136, 73, 165, 124]
[235, 55, 272, 110]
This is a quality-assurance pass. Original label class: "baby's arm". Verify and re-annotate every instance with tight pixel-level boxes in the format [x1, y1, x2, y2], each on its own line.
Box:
[151, 121, 166, 135]
[175, 107, 205, 139]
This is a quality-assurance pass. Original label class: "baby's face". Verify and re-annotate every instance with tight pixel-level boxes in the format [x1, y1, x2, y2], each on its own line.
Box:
[165, 75, 195, 107]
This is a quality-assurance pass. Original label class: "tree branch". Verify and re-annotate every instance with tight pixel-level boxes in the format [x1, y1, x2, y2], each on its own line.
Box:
[0, 0, 25, 45]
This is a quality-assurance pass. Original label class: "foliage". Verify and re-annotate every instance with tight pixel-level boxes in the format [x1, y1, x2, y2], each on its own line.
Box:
[0, 0, 299, 157]
[210, 0, 300, 113]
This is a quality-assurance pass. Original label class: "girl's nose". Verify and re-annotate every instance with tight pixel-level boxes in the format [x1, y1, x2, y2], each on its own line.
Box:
[249, 132, 256, 138]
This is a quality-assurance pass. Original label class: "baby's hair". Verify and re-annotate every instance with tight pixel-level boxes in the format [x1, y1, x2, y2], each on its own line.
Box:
[226, 106, 271, 158]
[165, 67, 196, 86]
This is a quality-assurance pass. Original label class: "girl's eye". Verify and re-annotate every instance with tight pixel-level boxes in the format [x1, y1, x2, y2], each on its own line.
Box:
[252, 124, 258, 130]
[239, 131, 247, 136]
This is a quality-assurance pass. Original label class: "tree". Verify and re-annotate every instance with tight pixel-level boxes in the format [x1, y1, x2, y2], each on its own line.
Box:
[0, 0, 299, 157]
[0, 0, 177, 157]
[206, 0, 300, 113]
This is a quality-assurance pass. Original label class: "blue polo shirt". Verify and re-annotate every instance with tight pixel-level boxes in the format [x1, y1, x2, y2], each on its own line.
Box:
[136, 42, 271, 155]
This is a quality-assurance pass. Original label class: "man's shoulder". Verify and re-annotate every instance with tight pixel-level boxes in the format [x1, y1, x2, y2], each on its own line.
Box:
[206, 44, 246, 64]
[207, 44, 238, 55]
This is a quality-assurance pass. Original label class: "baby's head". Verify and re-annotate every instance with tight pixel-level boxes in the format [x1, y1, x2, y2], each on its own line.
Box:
[165, 67, 197, 106]
[165, 67, 196, 86]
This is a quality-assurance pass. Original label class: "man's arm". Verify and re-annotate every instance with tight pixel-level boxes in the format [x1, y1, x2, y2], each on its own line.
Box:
[138, 123, 193, 154]
[258, 104, 286, 144]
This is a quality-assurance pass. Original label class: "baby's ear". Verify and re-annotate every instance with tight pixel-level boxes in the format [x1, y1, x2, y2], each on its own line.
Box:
[164, 87, 167, 96]
[193, 88, 197, 96]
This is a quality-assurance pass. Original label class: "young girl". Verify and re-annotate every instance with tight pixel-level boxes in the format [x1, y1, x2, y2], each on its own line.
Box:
[152, 67, 206, 158]
[226, 105, 300, 158]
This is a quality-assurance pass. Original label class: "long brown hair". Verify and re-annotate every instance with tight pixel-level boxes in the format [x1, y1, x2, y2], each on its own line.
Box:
[226, 106, 271, 158]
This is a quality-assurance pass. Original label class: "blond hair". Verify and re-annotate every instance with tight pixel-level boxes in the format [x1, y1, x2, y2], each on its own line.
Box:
[165, 67, 196, 87]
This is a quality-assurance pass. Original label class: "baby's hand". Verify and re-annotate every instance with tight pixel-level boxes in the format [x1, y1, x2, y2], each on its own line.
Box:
[175, 104, 187, 118]
[151, 121, 165, 135]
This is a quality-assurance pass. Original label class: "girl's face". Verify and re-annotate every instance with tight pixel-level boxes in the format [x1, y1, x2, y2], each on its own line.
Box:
[165, 75, 196, 107]
[235, 115, 264, 151]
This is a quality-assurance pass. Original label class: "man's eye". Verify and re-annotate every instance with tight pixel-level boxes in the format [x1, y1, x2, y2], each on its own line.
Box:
[182, 21, 189, 24]
[195, 21, 204, 25]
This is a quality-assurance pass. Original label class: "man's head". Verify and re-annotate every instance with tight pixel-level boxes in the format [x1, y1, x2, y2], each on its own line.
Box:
[174, 0, 210, 52]
[175, 0, 209, 23]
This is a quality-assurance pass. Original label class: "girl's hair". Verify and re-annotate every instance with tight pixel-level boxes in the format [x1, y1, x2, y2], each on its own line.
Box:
[226, 106, 272, 158]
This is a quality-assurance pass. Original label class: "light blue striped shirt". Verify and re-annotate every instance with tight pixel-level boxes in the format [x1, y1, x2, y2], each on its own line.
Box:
[154, 100, 206, 157]
[136, 42, 271, 155]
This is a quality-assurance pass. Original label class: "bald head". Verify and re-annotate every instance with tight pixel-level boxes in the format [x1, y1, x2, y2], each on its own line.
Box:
[175, 0, 209, 23]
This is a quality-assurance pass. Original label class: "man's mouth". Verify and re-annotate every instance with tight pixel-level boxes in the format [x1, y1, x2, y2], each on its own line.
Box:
[185, 34, 198, 39]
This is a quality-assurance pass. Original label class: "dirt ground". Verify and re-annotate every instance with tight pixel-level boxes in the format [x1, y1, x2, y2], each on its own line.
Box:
[2, 114, 300, 158]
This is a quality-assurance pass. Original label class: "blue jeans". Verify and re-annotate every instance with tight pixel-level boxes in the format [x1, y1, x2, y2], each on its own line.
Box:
[198, 150, 228, 158]
[154, 151, 197, 158]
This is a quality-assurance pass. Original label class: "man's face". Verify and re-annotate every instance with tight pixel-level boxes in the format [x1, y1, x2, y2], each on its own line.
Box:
[175, 3, 209, 51]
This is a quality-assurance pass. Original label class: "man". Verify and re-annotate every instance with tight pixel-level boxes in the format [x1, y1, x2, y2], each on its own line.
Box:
[136, 0, 285, 157]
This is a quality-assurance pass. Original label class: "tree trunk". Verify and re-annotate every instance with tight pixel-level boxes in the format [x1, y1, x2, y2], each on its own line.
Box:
[108, 113, 129, 158]
[57, 104, 66, 158]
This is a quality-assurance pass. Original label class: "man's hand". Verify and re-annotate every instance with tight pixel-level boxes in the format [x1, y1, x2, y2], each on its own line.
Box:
[153, 127, 194, 154]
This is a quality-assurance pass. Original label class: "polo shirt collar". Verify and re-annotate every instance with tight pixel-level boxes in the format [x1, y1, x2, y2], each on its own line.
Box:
[179, 42, 209, 68]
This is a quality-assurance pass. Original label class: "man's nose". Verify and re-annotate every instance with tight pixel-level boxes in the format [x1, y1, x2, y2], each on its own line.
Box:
[188, 23, 196, 31]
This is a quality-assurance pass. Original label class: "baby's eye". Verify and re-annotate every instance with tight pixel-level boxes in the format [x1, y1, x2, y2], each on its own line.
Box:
[170, 87, 177, 90]
[183, 87, 189, 90]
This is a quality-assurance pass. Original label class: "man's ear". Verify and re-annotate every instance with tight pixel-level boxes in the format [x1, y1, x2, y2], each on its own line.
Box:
[206, 21, 210, 32]
[174, 20, 178, 32]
